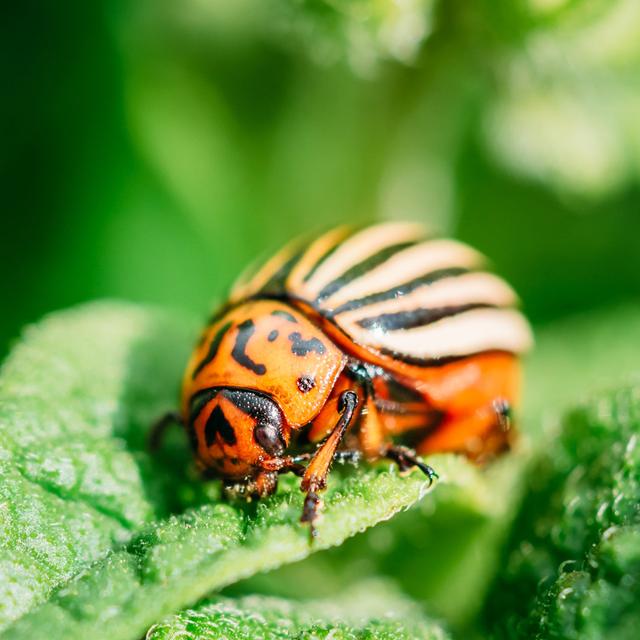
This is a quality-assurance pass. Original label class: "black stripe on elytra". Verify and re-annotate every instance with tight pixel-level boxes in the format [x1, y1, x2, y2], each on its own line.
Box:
[379, 347, 513, 368]
[232, 319, 266, 375]
[316, 241, 415, 302]
[301, 229, 356, 283]
[357, 303, 495, 332]
[288, 332, 326, 356]
[256, 248, 306, 297]
[271, 309, 298, 323]
[204, 404, 237, 446]
[191, 321, 233, 379]
[330, 266, 470, 316]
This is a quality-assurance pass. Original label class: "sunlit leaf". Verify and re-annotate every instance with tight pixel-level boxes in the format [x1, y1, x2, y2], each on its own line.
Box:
[147, 580, 450, 640]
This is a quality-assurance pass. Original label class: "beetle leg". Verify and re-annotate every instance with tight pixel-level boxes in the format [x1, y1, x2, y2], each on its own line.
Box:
[306, 376, 354, 443]
[300, 390, 359, 540]
[289, 452, 312, 464]
[223, 470, 278, 500]
[253, 471, 278, 497]
[272, 453, 311, 477]
[149, 411, 183, 452]
[260, 455, 306, 475]
[493, 398, 512, 432]
[383, 445, 438, 484]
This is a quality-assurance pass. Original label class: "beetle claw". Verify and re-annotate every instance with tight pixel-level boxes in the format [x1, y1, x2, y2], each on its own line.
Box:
[301, 490, 321, 542]
[384, 445, 437, 485]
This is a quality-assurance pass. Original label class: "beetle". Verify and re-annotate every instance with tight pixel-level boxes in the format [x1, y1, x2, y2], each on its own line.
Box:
[152, 222, 533, 537]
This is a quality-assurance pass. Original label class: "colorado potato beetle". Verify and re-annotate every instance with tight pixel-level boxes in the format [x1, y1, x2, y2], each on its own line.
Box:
[152, 223, 533, 536]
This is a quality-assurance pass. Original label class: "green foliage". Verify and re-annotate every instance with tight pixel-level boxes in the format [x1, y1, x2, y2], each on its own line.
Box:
[0, 302, 476, 639]
[269, 0, 438, 70]
[147, 581, 450, 640]
[0, 303, 194, 629]
[485, 384, 640, 639]
[524, 303, 640, 427]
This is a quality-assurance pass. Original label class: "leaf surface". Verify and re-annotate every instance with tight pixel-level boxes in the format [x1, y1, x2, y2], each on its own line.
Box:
[0, 302, 195, 629]
[0, 302, 456, 639]
[146, 581, 450, 640]
[486, 383, 640, 638]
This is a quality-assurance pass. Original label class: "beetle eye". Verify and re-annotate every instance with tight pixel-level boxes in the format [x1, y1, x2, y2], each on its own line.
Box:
[254, 423, 285, 456]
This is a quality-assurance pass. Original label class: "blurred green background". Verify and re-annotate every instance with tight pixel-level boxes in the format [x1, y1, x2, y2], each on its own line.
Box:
[3, 0, 640, 356]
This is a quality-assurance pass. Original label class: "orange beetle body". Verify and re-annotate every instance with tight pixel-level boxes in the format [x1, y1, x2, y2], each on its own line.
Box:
[182, 300, 346, 478]
[160, 223, 533, 534]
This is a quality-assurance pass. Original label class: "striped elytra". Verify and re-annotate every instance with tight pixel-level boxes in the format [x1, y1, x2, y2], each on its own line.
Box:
[167, 222, 533, 537]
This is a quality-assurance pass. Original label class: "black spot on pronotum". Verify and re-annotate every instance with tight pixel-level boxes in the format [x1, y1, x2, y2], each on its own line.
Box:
[204, 405, 237, 447]
[297, 375, 316, 393]
[288, 332, 326, 356]
[267, 329, 279, 342]
[192, 321, 233, 379]
[271, 309, 298, 323]
[232, 319, 267, 375]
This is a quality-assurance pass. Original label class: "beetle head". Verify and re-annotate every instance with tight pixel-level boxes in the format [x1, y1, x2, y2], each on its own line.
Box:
[190, 387, 290, 481]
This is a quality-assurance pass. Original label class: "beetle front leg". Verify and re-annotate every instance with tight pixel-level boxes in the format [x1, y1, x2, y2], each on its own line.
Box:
[300, 390, 359, 539]
[260, 455, 307, 477]
[223, 470, 279, 500]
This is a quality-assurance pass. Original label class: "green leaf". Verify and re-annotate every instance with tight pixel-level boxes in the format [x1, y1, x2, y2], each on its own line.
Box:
[0, 301, 458, 639]
[146, 580, 450, 640]
[485, 383, 640, 639]
[0, 302, 195, 629]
